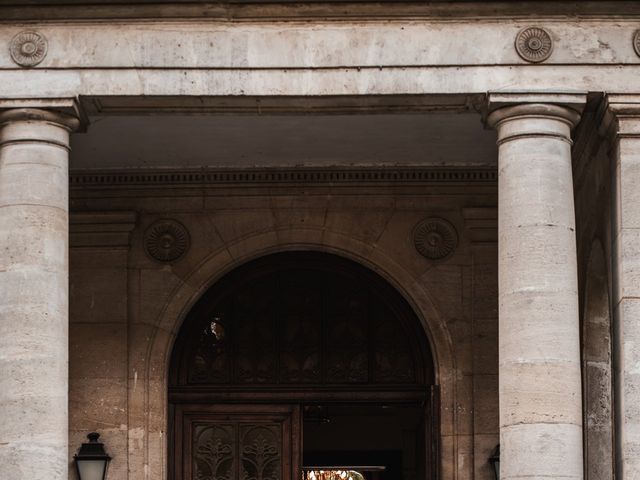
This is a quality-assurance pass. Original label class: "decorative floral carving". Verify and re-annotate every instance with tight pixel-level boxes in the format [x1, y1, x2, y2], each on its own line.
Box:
[515, 27, 553, 63]
[240, 425, 280, 480]
[194, 425, 234, 480]
[634, 30, 640, 58]
[413, 218, 458, 260]
[144, 219, 190, 262]
[9, 31, 47, 67]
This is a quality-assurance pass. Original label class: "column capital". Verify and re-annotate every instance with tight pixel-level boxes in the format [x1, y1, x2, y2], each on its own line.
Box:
[0, 97, 84, 131]
[599, 94, 640, 140]
[486, 92, 586, 131]
[0, 100, 82, 150]
[0, 108, 80, 131]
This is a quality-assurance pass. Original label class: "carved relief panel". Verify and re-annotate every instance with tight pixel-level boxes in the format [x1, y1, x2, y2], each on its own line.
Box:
[177, 405, 300, 480]
[193, 424, 235, 480]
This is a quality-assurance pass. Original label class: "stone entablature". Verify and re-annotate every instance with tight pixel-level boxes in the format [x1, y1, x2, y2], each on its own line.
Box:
[1, 17, 640, 98]
[2, 22, 639, 69]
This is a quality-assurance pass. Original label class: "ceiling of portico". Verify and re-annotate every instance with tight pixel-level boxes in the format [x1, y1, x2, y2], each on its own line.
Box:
[69, 112, 497, 170]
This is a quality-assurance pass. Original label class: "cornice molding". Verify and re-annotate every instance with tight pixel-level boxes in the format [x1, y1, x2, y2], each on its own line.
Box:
[69, 166, 497, 189]
[83, 94, 479, 116]
[2, 2, 640, 23]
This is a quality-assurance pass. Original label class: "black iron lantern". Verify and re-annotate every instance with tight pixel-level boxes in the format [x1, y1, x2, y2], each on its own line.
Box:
[74, 432, 111, 480]
[489, 444, 500, 480]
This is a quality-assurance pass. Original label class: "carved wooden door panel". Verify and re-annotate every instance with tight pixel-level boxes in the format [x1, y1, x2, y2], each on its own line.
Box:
[173, 404, 301, 480]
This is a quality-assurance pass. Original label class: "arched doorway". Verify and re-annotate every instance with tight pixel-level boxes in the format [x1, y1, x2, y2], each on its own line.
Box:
[169, 252, 436, 480]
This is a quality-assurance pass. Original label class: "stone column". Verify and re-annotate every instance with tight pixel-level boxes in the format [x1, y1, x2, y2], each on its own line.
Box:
[603, 94, 640, 480]
[0, 108, 79, 480]
[487, 95, 585, 480]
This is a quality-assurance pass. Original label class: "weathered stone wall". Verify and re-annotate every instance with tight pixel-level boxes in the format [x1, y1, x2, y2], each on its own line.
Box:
[67, 172, 498, 480]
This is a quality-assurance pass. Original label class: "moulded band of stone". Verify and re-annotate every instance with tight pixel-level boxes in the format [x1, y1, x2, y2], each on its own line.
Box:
[487, 103, 582, 129]
[0, 107, 80, 131]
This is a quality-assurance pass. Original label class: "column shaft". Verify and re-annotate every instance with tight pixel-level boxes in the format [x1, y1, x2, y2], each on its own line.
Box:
[489, 104, 584, 480]
[0, 109, 78, 480]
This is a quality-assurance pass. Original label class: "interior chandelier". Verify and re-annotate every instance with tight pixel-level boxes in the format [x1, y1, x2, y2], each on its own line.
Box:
[304, 470, 365, 480]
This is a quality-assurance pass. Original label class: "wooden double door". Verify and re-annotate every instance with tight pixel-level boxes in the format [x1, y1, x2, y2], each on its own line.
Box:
[172, 404, 301, 480]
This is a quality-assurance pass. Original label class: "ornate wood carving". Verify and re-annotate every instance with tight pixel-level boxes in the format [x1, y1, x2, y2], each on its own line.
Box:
[175, 405, 299, 480]
[193, 424, 235, 480]
[240, 425, 281, 480]
[192, 423, 282, 480]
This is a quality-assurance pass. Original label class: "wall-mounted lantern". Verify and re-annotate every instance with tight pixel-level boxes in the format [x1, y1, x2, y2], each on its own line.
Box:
[489, 444, 500, 480]
[74, 432, 111, 480]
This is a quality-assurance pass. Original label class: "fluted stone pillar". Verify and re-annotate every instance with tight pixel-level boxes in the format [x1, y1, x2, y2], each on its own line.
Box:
[0, 108, 79, 480]
[488, 99, 584, 480]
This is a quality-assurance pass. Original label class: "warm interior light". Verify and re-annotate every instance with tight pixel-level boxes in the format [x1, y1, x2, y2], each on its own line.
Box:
[303, 470, 365, 480]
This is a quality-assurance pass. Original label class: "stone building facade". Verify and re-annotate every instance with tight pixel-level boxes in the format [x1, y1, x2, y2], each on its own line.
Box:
[0, 2, 638, 480]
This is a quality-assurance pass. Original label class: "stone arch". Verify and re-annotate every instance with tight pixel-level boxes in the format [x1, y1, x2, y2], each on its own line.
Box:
[582, 238, 614, 480]
[135, 228, 458, 479]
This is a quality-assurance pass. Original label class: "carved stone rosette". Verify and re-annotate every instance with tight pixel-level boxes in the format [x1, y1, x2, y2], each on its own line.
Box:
[9, 31, 48, 67]
[634, 30, 640, 58]
[515, 27, 553, 63]
[413, 217, 458, 261]
[144, 219, 190, 262]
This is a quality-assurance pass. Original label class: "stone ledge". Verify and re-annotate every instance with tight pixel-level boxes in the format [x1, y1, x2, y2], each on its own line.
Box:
[2, 2, 640, 22]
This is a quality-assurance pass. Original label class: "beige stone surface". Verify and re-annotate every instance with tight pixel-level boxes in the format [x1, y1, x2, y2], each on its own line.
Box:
[1, 18, 640, 99]
[0, 22, 636, 70]
[489, 100, 584, 480]
[5, 66, 640, 100]
[0, 109, 78, 480]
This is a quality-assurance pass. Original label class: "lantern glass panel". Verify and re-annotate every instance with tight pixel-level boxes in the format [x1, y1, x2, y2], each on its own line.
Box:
[77, 459, 107, 480]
